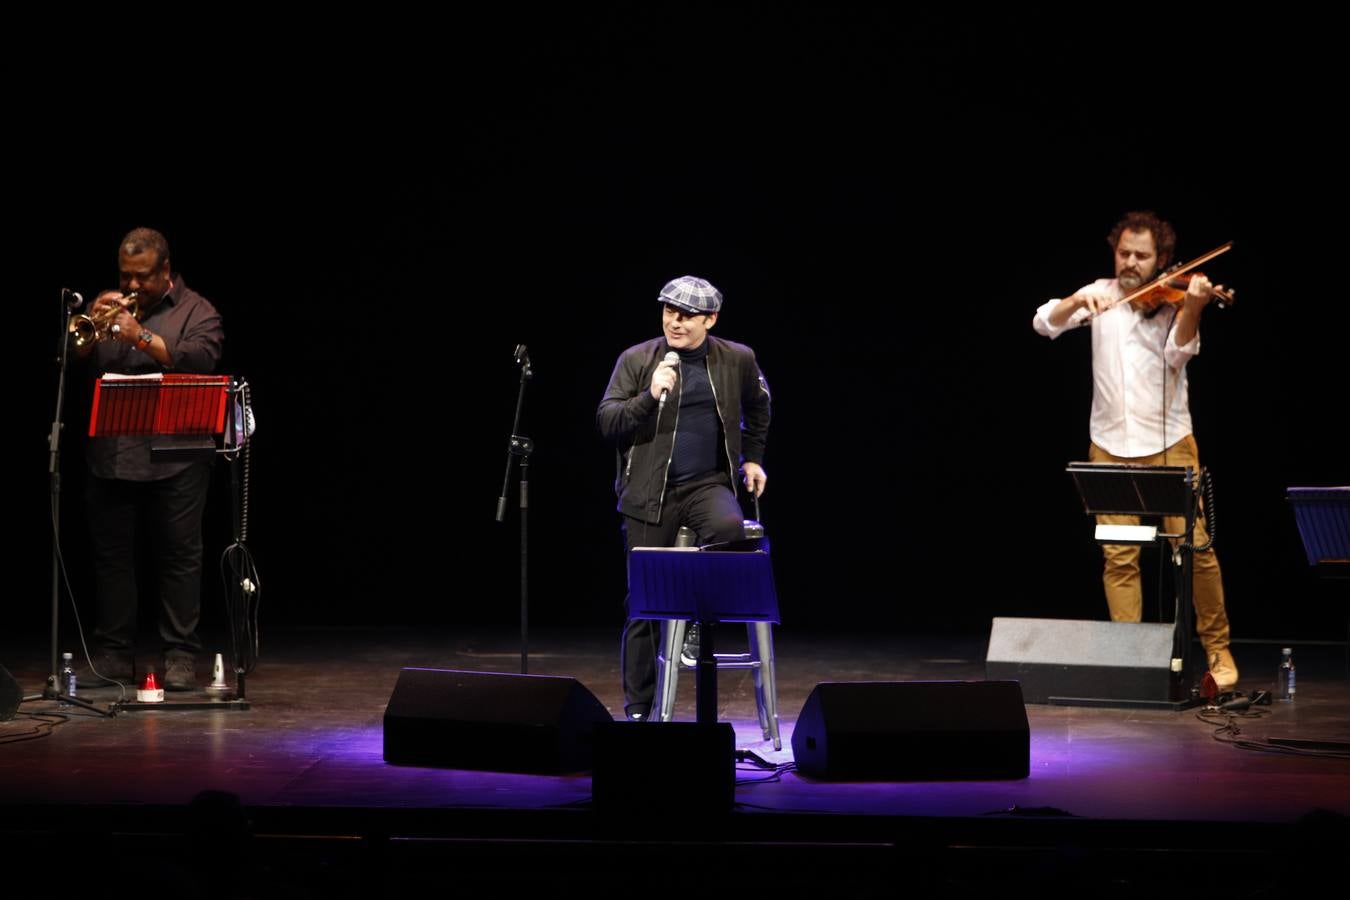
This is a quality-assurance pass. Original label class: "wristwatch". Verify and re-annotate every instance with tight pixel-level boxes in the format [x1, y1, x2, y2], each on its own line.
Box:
[136, 327, 155, 351]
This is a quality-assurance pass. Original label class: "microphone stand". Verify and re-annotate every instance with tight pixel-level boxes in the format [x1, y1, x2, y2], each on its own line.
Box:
[27, 290, 112, 716]
[496, 345, 533, 675]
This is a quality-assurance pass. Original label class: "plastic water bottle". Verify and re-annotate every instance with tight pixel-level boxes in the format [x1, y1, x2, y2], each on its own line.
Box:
[1277, 647, 1296, 702]
[1169, 657, 1185, 702]
[59, 652, 76, 706]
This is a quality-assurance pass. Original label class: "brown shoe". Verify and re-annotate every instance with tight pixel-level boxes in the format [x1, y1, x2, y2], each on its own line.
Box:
[74, 650, 135, 688]
[1208, 648, 1239, 690]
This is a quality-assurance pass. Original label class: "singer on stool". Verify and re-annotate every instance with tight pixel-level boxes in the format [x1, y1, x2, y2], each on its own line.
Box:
[597, 275, 771, 723]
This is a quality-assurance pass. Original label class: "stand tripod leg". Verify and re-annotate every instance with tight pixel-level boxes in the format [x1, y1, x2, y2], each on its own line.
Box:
[695, 622, 717, 726]
[22, 690, 114, 717]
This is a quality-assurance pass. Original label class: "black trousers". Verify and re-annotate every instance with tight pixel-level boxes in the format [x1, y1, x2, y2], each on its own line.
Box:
[86, 461, 212, 661]
[620, 471, 745, 713]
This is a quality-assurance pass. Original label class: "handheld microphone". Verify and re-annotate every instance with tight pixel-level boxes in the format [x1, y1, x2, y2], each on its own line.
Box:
[658, 351, 679, 408]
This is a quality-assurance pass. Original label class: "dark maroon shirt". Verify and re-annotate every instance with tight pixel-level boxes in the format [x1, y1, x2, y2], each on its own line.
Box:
[84, 275, 224, 481]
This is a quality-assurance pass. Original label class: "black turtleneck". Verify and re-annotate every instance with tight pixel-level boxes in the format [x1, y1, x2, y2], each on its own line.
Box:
[667, 340, 724, 484]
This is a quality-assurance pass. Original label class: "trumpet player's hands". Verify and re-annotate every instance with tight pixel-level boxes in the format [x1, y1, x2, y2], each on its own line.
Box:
[91, 290, 139, 343]
[89, 291, 151, 347]
[108, 308, 143, 344]
[92, 290, 128, 316]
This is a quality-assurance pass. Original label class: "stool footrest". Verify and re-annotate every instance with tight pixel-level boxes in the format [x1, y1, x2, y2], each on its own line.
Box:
[680, 656, 760, 671]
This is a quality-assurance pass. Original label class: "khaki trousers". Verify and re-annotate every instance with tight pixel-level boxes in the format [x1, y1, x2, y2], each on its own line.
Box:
[1089, 434, 1231, 654]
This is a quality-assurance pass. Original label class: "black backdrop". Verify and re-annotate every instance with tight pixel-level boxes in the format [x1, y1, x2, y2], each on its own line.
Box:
[13, 10, 1346, 644]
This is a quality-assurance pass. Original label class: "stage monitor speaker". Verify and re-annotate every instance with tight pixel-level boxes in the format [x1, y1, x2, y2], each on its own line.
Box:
[592, 721, 735, 816]
[1, 664, 21, 721]
[985, 617, 1175, 705]
[791, 681, 1029, 780]
[383, 668, 613, 773]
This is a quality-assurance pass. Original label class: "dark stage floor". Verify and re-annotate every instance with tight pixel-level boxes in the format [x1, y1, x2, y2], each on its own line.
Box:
[2, 627, 1348, 896]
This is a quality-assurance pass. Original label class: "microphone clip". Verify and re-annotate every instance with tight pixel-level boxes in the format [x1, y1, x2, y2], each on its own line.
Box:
[513, 344, 532, 379]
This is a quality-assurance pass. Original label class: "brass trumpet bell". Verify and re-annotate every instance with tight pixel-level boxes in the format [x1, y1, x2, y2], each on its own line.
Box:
[70, 292, 142, 347]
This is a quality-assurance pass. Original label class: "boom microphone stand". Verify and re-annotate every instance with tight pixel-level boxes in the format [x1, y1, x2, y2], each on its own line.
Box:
[27, 288, 112, 716]
[496, 345, 533, 674]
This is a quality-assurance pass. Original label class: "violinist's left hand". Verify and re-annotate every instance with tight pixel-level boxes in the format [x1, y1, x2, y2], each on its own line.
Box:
[1184, 273, 1219, 310]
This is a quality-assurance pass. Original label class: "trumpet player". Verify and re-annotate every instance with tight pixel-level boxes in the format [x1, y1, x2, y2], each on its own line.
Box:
[75, 227, 223, 692]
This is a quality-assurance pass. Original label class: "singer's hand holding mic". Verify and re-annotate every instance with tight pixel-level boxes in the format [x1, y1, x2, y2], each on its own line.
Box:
[651, 351, 680, 405]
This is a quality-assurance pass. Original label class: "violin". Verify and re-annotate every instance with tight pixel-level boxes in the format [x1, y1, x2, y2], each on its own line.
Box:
[1131, 271, 1236, 313]
[1082, 241, 1237, 318]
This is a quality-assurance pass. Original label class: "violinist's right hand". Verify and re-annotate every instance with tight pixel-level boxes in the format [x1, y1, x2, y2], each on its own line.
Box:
[1066, 291, 1113, 316]
[1048, 291, 1113, 327]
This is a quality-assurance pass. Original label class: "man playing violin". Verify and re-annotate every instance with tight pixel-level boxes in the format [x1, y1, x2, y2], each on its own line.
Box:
[1032, 210, 1238, 690]
[75, 227, 224, 692]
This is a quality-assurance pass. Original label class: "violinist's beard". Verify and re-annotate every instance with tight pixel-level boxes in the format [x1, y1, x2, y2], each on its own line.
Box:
[1118, 272, 1142, 290]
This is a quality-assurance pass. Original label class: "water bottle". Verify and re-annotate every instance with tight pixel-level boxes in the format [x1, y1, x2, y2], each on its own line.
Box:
[1277, 647, 1296, 702]
[60, 652, 76, 706]
[1169, 657, 1185, 702]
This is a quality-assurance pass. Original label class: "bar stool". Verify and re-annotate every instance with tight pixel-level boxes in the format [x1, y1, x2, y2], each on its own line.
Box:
[650, 521, 781, 750]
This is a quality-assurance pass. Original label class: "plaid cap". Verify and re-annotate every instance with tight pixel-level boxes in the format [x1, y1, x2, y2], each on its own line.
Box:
[657, 275, 722, 315]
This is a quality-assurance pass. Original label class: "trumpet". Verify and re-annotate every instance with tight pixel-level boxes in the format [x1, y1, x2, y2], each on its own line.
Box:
[69, 292, 142, 347]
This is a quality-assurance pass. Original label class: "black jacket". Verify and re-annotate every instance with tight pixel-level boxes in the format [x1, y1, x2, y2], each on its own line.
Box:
[598, 335, 770, 523]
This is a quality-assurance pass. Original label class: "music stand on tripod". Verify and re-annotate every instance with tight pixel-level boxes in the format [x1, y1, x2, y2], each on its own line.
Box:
[627, 545, 779, 730]
[88, 373, 251, 712]
[1287, 486, 1350, 676]
[1067, 461, 1203, 678]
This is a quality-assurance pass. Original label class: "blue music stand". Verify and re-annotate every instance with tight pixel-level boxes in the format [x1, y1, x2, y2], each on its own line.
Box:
[1287, 487, 1350, 570]
[1287, 487, 1350, 674]
[628, 547, 779, 730]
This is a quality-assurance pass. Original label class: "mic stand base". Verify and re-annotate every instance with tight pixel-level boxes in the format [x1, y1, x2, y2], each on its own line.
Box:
[1045, 695, 1202, 711]
[115, 697, 252, 712]
[25, 689, 116, 718]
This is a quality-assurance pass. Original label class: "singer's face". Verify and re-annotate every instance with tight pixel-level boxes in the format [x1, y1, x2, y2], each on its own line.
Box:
[663, 304, 717, 350]
[119, 250, 172, 302]
[1113, 229, 1158, 290]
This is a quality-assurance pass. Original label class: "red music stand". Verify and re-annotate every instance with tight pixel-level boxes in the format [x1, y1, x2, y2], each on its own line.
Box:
[89, 372, 252, 711]
[89, 373, 231, 460]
